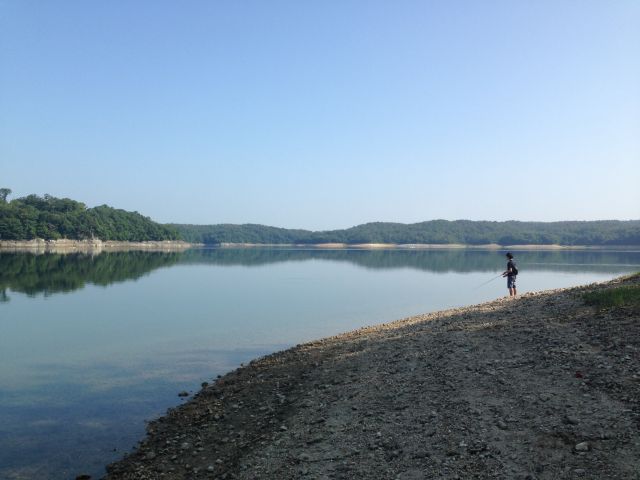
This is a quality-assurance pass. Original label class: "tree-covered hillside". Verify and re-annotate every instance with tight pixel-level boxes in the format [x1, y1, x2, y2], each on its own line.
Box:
[0, 190, 179, 241]
[173, 220, 640, 246]
[2, 188, 637, 245]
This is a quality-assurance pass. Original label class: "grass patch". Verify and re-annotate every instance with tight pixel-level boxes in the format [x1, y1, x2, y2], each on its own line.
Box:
[583, 285, 640, 308]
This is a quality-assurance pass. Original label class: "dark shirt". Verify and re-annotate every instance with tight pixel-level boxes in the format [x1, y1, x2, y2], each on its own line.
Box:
[507, 259, 517, 276]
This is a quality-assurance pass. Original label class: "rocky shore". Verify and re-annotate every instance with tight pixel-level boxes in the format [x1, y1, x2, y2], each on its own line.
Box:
[0, 239, 192, 253]
[104, 275, 639, 480]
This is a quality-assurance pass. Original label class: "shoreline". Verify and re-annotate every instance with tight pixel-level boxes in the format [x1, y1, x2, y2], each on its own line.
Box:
[0, 239, 192, 253]
[104, 274, 640, 479]
[2, 239, 638, 253]
[216, 242, 640, 251]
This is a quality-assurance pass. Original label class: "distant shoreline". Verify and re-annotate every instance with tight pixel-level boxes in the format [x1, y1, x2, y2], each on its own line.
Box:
[0, 239, 192, 252]
[1, 239, 639, 253]
[214, 242, 640, 251]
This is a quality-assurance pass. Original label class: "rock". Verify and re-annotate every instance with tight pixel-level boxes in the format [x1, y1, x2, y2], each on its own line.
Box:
[306, 435, 324, 445]
[178, 391, 189, 397]
[575, 442, 589, 452]
[101, 276, 640, 480]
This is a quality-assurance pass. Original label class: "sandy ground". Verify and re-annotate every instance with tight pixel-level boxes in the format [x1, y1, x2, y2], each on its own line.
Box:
[103, 275, 639, 480]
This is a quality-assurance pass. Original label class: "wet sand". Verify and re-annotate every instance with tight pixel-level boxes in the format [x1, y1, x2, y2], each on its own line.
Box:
[104, 275, 639, 480]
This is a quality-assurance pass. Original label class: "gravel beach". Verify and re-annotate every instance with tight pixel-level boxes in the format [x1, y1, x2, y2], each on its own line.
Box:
[104, 274, 640, 480]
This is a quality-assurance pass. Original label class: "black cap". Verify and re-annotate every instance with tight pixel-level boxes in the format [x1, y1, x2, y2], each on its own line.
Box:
[506, 252, 513, 259]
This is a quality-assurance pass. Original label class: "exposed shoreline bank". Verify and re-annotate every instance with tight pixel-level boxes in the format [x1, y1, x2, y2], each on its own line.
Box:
[217, 242, 640, 250]
[104, 274, 640, 479]
[2, 239, 638, 254]
[0, 239, 192, 253]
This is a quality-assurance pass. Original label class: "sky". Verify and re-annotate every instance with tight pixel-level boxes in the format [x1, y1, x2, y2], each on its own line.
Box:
[1, 1, 639, 230]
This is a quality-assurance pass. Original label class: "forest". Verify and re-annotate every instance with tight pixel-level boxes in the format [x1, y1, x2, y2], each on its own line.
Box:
[172, 220, 640, 246]
[1, 189, 638, 245]
[0, 191, 180, 241]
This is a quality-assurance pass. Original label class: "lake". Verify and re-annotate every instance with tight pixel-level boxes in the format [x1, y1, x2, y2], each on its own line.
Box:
[1, 247, 638, 479]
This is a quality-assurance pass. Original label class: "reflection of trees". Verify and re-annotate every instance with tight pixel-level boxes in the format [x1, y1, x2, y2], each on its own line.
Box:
[0, 252, 182, 299]
[1, 248, 637, 299]
[180, 248, 638, 274]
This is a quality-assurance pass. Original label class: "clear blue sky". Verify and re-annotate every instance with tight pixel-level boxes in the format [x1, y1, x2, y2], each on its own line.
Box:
[1, 1, 639, 229]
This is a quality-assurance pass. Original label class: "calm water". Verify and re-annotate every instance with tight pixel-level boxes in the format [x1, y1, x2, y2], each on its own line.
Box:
[1, 247, 639, 479]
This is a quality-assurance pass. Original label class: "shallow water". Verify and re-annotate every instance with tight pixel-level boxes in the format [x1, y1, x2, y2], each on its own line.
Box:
[1, 247, 638, 479]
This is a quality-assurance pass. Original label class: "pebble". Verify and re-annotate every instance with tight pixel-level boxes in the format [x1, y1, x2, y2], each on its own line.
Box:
[575, 442, 589, 452]
[102, 278, 639, 480]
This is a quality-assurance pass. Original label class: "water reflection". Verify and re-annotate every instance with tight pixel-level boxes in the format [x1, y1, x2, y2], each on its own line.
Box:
[0, 248, 638, 479]
[180, 248, 640, 273]
[0, 251, 182, 300]
[2, 248, 638, 300]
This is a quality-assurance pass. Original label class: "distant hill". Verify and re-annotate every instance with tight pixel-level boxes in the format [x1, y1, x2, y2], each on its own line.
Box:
[2, 189, 637, 246]
[0, 193, 180, 241]
[172, 220, 640, 246]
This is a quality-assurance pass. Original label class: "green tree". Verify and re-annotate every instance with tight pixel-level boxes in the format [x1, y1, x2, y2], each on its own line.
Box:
[0, 188, 11, 203]
[0, 193, 181, 241]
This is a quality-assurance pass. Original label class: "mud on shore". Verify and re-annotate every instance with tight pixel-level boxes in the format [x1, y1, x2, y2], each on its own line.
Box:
[104, 275, 640, 480]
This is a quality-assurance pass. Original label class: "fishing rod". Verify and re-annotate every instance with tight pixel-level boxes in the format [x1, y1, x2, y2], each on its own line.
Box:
[474, 273, 504, 289]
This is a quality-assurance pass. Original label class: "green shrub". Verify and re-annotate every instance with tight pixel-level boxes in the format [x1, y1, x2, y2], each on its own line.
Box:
[583, 283, 640, 308]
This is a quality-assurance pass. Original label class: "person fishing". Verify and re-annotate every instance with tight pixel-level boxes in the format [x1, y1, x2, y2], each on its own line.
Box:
[502, 252, 518, 296]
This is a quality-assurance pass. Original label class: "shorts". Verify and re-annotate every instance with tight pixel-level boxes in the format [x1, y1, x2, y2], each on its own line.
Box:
[507, 275, 517, 289]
